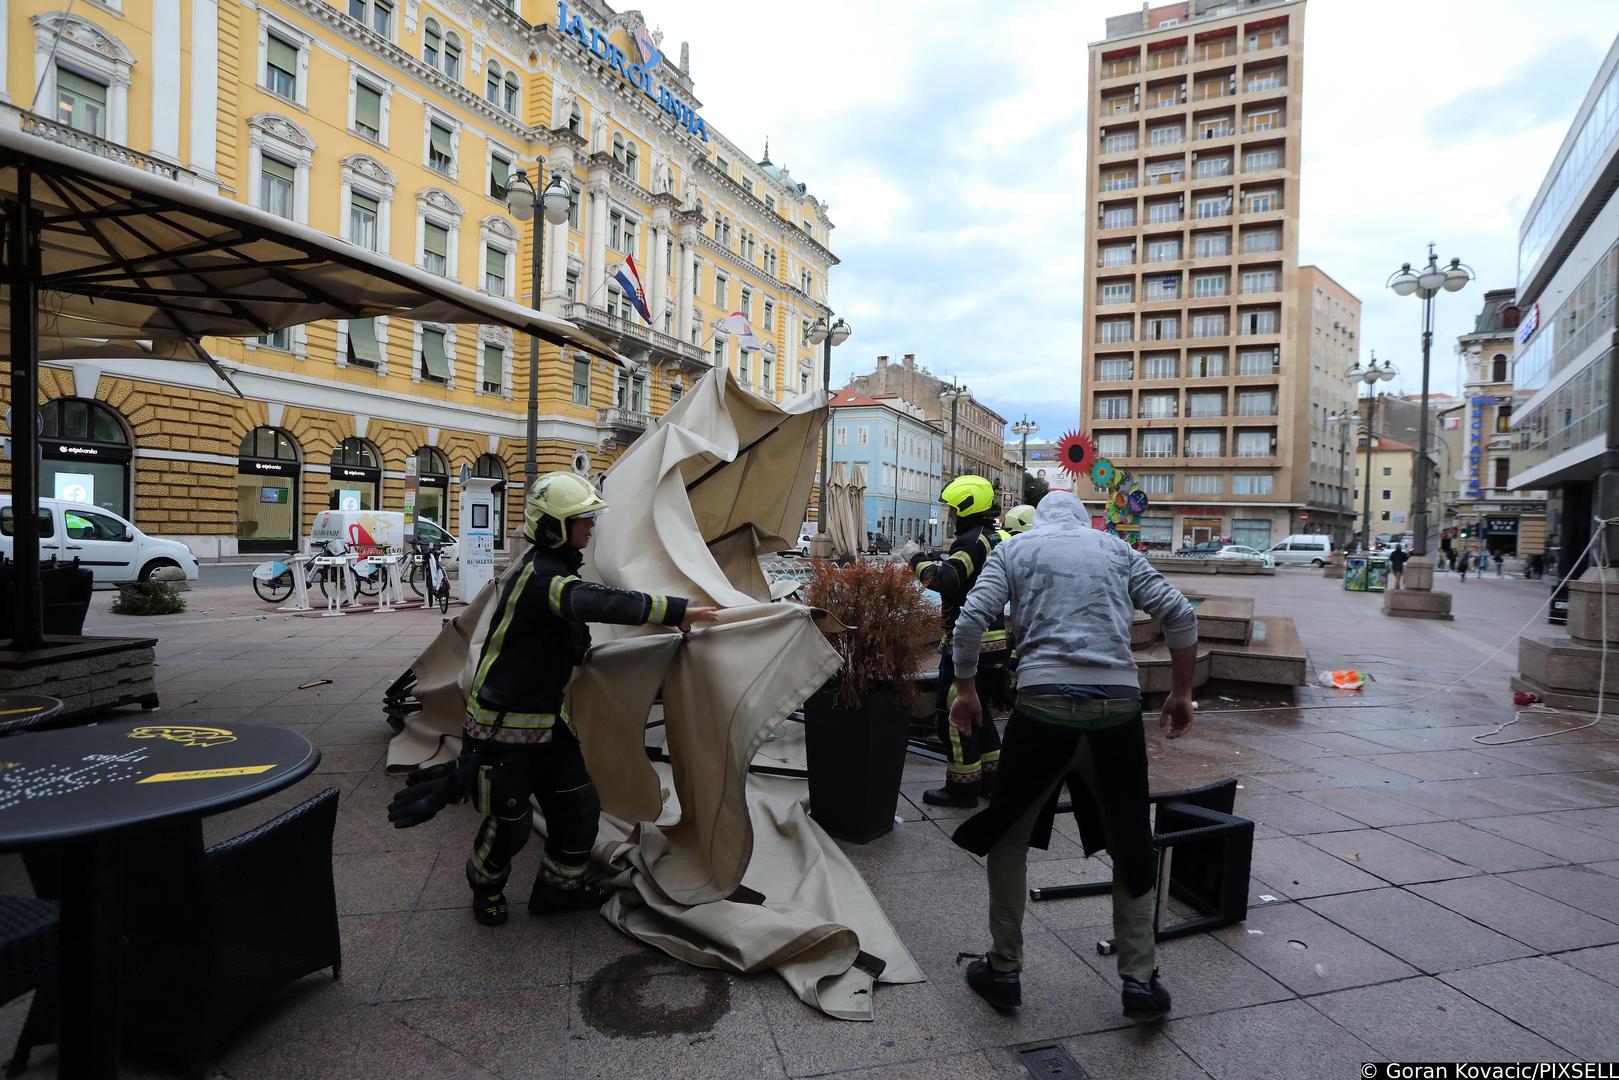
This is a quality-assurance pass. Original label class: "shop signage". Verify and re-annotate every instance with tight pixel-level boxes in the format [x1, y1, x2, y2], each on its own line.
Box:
[555, 2, 709, 141]
[1484, 515, 1519, 536]
[1466, 400, 1484, 497]
[334, 466, 377, 481]
[48, 442, 132, 464]
[1517, 302, 1539, 344]
[244, 459, 298, 477]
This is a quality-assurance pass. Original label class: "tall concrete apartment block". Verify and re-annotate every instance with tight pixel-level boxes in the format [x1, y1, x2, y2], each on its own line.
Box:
[1085, 0, 1351, 551]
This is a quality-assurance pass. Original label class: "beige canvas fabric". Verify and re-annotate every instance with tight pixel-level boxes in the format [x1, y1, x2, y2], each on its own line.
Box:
[386, 368, 923, 1019]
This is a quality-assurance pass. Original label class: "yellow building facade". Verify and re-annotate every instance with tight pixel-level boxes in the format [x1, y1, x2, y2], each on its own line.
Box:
[1, 0, 836, 555]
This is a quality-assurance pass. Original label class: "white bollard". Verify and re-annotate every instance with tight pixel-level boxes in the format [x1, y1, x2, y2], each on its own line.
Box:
[279, 552, 313, 613]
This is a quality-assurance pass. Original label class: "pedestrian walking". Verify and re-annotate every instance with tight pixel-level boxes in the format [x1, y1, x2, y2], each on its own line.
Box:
[1388, 543, 1408, 590]
[1457, 549, 1471, 582]
[947, 491, 1198, 1024]
[1495, 550, 1505, 577]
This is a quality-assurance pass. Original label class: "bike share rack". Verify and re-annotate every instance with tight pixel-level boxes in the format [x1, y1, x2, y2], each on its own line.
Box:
[277, 552, 314, 613]
[312, 553, 356, 616]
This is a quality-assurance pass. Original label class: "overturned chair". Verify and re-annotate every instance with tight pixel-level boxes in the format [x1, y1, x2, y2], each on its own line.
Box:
[1029, 779, 1253, 954]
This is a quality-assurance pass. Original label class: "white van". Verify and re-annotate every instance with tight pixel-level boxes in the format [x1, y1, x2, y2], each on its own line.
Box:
[1268, 534, 1334, 567]
[0, 496, 200, 584]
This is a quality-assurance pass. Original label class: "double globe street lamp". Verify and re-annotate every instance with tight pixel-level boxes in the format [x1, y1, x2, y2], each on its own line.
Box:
[1347, 353, 1399, 556]
[506, 165, 573, 486]
[808, 315, 852, 538]
[1387, 245, 1473, 558]
[1011, 416, 1040, 493]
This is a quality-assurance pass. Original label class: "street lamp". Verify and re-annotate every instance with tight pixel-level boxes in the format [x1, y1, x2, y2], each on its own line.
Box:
[506, 165, 573, 490]
[1387, 243, 1473, 557]
[808, 315, 852, 536]
[1325, 410, 1357, 548]
[938, 378, 972, 477]
[1347, 353, 1399, 555]
[1011, 416, 1039, 499]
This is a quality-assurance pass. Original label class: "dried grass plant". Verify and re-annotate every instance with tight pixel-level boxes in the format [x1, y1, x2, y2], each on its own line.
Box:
[804, 558, 937, 710]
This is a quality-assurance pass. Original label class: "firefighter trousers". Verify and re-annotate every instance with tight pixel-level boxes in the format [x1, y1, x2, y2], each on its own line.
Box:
[465, 723, 601, 896]
[935, 652, 1004, 789]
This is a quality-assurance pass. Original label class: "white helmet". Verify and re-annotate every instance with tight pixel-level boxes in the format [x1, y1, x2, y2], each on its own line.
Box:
[524, 471, 608, 547]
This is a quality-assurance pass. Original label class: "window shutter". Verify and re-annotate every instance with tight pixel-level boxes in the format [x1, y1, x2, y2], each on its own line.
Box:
[355, 83, 382, 131]
[424, 223, 448, 258]
[486, 247, 505, 278]
[420, 329, 452, 379]
[268, 36, 299, 74]
[56, 68, 108, 107]
[490, 154, 510, 188]
[429, 122, 452, 156]
[261, 156, 295, 185]
[482, 343, 503, 384]
[347, 318, 383, 365]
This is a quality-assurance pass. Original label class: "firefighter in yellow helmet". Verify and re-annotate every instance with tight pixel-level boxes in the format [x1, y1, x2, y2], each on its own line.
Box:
[1003, 504, 1037, 535]
[461, 472, 717, 926]
[909, 475, 1011, 807]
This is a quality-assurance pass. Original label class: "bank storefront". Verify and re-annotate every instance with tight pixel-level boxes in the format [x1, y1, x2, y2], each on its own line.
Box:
[236, 427, 300, 553]
[39, 398, 133, 519]
[329, 439, 383, 511]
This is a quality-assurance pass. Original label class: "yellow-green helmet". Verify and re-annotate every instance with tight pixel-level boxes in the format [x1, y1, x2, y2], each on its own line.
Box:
[1003, 504, 1036, 533]
[939, 475, 995, 517]
[524, 471, 608, 546]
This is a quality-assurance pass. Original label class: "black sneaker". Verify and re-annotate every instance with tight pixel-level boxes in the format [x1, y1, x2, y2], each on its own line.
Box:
[963, 958, 1021, 1010]
[1122, 971, 1171, 1022]
[472, 891, 508, 926]
[923, 783, 979, 808]
[528, 880, 609, 914]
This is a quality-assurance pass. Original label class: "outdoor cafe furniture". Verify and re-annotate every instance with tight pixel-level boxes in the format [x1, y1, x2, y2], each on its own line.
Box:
[0, 694, 63, 736]
[0, 719, 321, 1078]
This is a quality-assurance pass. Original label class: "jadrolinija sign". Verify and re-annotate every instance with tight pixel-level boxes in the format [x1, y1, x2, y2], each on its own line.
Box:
[555, 2, 709, 141]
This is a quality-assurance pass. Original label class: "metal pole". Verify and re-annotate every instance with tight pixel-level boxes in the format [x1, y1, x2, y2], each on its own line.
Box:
[949, 395, 959, 476]
[1412, 291, 1434, 556]
[892, 415, 900, 541]
[1362, 391, 1376, 555]
[817, 332, 833, 534]
[1337, 417, 1349, 548]
[9, 169, 44, 652]
[524, 161, 546, 492]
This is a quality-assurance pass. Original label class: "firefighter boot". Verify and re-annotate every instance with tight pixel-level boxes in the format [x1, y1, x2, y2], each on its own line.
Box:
[923, 780, 980, 808]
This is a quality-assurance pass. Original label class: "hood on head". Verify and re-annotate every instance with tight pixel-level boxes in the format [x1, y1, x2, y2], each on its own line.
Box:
[1034, 490, 1090, 529]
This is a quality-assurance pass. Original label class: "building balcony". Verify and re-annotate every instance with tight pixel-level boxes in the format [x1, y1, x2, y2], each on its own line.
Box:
[19, 112, 192, 183]
[597, 406, 653, 436]
[562, 302, 709, 371]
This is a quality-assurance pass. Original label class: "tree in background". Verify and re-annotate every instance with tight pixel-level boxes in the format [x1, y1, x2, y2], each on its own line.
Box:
[1022, 471, 1049, 506]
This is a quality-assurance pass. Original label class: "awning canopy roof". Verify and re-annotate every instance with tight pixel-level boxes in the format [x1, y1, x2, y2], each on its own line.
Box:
[0, 124, 624, 365]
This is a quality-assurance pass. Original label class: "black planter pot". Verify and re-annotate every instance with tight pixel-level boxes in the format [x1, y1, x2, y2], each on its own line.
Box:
[803, 683, 910, 844]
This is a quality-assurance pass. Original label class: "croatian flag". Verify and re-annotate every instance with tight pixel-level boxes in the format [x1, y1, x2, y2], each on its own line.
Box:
[720, 312, 762, 352]
[612, 257, 653, 323]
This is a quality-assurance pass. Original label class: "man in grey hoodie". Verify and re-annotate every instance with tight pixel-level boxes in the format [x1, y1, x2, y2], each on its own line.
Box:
[947, 491, 1199, 1023]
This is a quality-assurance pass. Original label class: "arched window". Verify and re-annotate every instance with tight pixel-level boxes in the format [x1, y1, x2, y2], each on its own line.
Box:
[331, 437, 379, 469]
[414, 446, 451, 528]
[622, 140, 638, 180]
[442, 32, 462, 79]
[38, 398, 133, 518]
[612, 132, 625, 164]
[503, 72, 519, 115]
[568, 103, 582, 135]
[485, 59, 502, 104]
[329, 437, 381, 510]
[1491, 353, 1508, 383]
[422, 19, 441, 68]
[237, 427, 300, 550]
[473, 453, 508, 549]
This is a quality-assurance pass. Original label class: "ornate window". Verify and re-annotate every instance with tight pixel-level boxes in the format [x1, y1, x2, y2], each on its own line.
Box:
[32, 13, 136, 144]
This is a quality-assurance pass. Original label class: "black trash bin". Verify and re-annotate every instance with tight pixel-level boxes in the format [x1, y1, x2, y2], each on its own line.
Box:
[0, 560, 94, 638]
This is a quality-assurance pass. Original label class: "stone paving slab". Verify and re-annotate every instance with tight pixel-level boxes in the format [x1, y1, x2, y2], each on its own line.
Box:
[1210, 901, 1417, 995]
[1408, 876, 1619, 953]
[1299, 828, 1479, 886]
[1309, 976, 1570, 1062]
[1382, 819, 1566, 873]
[1440, 956, 1619, 1059]
[1300, 887, 1534, 974]
[1161, 999, 1377, 1080]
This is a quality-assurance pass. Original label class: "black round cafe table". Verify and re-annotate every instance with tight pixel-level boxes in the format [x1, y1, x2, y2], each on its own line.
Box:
[0, 719, 319, 1078]
[0, 693, 63, 736]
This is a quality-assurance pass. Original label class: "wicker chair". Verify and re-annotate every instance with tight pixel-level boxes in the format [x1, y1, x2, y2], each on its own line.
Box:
[0, 896, 59, 1077]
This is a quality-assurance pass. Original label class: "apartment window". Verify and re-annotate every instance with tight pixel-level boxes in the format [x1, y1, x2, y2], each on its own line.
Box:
[712, 338, 725, 368]
[738, 288, 753, 320]
[1103, 170, 1137, 192]
[1246, 108, 1281, 132]
[1244, 148, 1280, 172]
[259, 327, 292, 351]
[1242, 309, 1279, 335]
[1237, 390, 1276, 416]
[1102, 205, 1136, 229]
[1233, 474, 1274, 495]
[1193, 194, 1231, 219]
[260, 155, 295, 219]
[1095, 394, 1130, 420]
[1189, 352, 1227, 378]
[488, 151, 512, 200]
[354, 80, 383, 141]
[1186, 430, 1223, 457]
[1139, 474, 1174, 493]
[480, 342, 504, 393]
[1196, 117, 1234, 140]
[565, 270, 579, 301]
[1095, 433, 1129, 457]
[1096, 357, 1133, 381]
[1496, 404, 1514, 432]
[1196, 37, 1236, 62]
[1243, 188, 1280, 213]
[568, 186, 581, 229]
[349, 192, 379, 251]
[1145, 161, 1183, 185]
[737, 349, 752, 384]
[762, 299, 775, 331]
[1104, 95, 1133, 116]
[1241, 229, 1279, 254]
[1241, 269, 1278, 294]
[1193, 232, 1230, 258]
[1100, 281, 1133, 305]
[502, 71, 520, 114]
[571, 357, 590, 405]
[427, 121, 454, 175]
[423, 19, 442, 67]
[1187, 391, 1224, 418]
[856, 425, 870, 446]
[266, 34, 298, 99]
[1238, 348, 1278, 375]
[604, 287, 631, 321]
[484, 246, 509, 296]
[609, 210, 636, 253]
[1103, 130, 1138, 153]
[345, 318, 382, 368]
[1146, 238, 1181, 263]
[1248, 26, 1287, 51]
[1144, 315, 1179, 340]
[1195, 154, 1232, 178]
[1148, 124, 1184, 146]
[1246, 71, 1284, 92]
[764, 247, 778, 276]
[834, 425, 847, 446]
[1147, 200, 1182, 224]
[1190, 312, 1227, 338]
[1145, 274, 1180, 301]
[1099, 318, 1133, 344]
[1236, 431, 1271, 457]
[1232, 519, 1272, 548]
[1192, 272, 1227, 297]
[1140, 393, 1177, 419]
[1143, 354, 1177, 379]
[1185, 475, 1222, 495]
[423, 222, 448, 276]
[1101, 243, 1135, 267]
[714, 274, 727, 307]
[1140, 431, 1175, 457]
[55, 68, 108, 138]
[442, 31, 461, 77]
[348, 0, 393, 38]
[419, 326, 450, 383]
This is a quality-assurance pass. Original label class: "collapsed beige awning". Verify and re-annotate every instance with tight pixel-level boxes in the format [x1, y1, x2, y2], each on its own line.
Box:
[0, 122, 627, 366]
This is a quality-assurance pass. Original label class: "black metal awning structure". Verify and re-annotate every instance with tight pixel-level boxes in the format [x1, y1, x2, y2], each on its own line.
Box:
[0, 124, 624, 651]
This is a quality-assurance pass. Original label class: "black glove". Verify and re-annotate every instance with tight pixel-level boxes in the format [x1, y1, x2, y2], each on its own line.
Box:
[909, 552, 936, 572]
[387, 753, 480, 828]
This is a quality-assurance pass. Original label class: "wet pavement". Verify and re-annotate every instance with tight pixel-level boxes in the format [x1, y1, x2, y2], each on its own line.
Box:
[2, 566, 1617, 1078]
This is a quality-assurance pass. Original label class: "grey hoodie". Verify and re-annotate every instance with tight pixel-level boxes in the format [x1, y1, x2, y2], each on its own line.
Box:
[952, 490, 1198, 689]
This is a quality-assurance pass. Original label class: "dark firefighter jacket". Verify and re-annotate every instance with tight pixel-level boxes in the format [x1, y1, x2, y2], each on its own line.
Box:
[909, 512, 1009, 656]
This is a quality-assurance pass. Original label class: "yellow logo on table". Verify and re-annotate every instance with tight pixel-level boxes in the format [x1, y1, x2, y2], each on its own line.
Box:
[127, 725, 238, 748]
[139, 765, 278, 784]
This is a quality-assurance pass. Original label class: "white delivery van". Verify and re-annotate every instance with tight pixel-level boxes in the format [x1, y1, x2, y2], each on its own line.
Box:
[0, 496, 200, 584]
[1267, 534, 1334, 567]
[308, 510, 458, 565]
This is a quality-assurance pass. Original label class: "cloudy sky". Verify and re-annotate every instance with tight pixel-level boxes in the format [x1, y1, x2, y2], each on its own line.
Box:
[643, 0, 1616, 441]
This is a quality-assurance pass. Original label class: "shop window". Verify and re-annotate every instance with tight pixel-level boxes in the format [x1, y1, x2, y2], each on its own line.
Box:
[38, 398, 132, 518]
[473, 453, 508, 549]
[329, 437, 381, 510]
[237, 427, 300, 551]
[414, 446, 450, 529]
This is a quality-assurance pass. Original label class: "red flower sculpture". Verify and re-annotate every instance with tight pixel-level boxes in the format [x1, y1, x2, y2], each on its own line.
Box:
[1055, 430, 1097, 480]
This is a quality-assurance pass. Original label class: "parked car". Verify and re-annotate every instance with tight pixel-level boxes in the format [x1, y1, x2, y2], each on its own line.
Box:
[1267, 534, 1334, 567]
[0, 496, 200, 584]
[1175, 540, 1226, 559]
[1215, 544, 1275, 568]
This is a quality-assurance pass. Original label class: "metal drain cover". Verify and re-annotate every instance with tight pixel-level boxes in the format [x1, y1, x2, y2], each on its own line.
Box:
[1017, 1043, 1090, 1079]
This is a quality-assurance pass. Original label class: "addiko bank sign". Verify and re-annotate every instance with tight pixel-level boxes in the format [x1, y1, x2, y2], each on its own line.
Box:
[555, 2, 709, 141]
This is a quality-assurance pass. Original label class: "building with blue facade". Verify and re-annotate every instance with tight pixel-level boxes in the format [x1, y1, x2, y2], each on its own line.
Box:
[829, 390, 946, 546]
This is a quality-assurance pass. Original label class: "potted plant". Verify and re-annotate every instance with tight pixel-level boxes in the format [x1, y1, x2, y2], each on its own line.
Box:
[801, 558, 936, 842]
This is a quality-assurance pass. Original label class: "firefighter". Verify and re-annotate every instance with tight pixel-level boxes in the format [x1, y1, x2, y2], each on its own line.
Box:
[910, 475, 1013, 807]
[463, 471, 718, 926]
[1002, 505, 1036, 535]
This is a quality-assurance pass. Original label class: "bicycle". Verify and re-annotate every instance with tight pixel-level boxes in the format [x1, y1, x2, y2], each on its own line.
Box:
[404, 539, 452, 613]
[251, 539, 382, 604]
